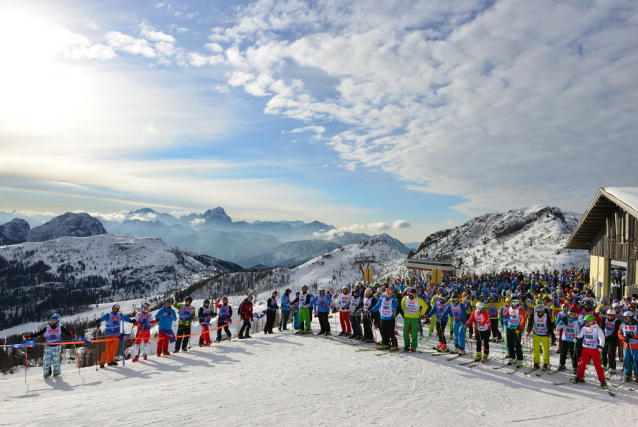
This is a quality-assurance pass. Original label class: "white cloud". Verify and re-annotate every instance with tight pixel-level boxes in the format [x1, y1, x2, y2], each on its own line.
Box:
[214, 84, 229, 93]
[205, 43, 223, 53]
[105, 31, 156, 58]
[219, 0, 638, 215]
[368, 222, 390, 231]
[392, 220, 410, 229]
[312, 224, 366, 239]
[139, 21, 176, 43]
[80, 19, 99, 30]
[287, 125, 325, 140]
[190, 218, 206, 227]
[188, 52, 224, 67]
[90, 210, 129, 222]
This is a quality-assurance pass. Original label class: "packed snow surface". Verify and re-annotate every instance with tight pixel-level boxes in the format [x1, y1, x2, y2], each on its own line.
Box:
[1, 331, 636, 426]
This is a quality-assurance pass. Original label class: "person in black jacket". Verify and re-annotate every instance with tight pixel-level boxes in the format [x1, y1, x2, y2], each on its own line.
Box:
[238, 295, 254, 339]
[362, 288, 378, 343]
[601, 310, 621, 374]
[264, 291, 279, 334]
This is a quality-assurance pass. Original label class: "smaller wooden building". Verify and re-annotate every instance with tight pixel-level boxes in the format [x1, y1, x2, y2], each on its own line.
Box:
[566, 187, 638, 300]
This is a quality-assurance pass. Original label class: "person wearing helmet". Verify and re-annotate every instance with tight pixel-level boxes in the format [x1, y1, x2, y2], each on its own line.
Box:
[429, 294, 451, 351]
[619, 310, 638, 382]
[556, 308, 583, 373]
[23, 314, 75, 378]
[401, 288, 427, 351]
[371, 289, 399, 350]
[578, 300, 598, 323]
[348, 289, 365, 340]
[335, 287, 352, 336]
[97, 303, 133, 367]
[198, 299, 216, 346]
[314, 287, 333, 336]
[279, 289, 293, 331]
[573, 314, 607, 387]
[131, 302, 158, 362]
[289, 286, 310, 334]
[600, 309, 621, 374]
[361, 288, 378, 343]
[215, 296, 233, 342]
[263, 291, 280, 334]
[173, 295, 195, 353]
[467, 302, 492, 362]
[526, 299, 551, 370]
[238, 295, 254, 339]
[447, 294, 468, 355]
[155, 298, 177, 356]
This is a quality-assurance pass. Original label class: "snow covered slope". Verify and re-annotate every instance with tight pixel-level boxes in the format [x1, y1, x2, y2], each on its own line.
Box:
[411, 205, 589, 274]
[2, 333, 635, 426]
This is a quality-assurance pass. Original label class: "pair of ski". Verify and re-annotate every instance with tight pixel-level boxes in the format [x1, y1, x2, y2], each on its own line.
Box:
[522, 366, 550, 377]
[552, 379, 615, 396]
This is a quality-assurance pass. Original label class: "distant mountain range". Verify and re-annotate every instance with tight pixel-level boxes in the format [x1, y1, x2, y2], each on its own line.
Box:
[0, 213, 106, 245]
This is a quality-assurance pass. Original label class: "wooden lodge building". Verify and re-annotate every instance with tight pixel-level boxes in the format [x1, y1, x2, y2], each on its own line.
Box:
[566, 187, 638, 300]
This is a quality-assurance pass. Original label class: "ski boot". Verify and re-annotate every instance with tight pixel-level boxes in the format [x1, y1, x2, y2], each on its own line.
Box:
[542, 364, 549, 371]
[390, 346, 398, 352]
[482, 353, 488, 363]
[507, 358, 515, 366]
[474, 353, 482, 362]
[377, 344, 390, 350]
[600, 381, 608, 389]
[108, 361, 118, 366]
[458, 350, 466, 355]
[245, 334, 252, 339]
[228, 336, 232, 341]
[556, 365, 566, 371]
[533, 363, 540, 370]
[404, 347, 411, 352]
[100, 364, 105, 368]
[162, 351, 171, 356]
[317, 331, 325, 336]
[53, 373, 60, 377]
[132, 356, 139, 363]
[571, 376, 584, 384]
[339, 331, 346, 337]
[324, 332, 331, 337]
[625, 374, 632, 382]
[143, 354, 148, 361]
[411, 348, 416, 353]
[43, 374, 51, 379]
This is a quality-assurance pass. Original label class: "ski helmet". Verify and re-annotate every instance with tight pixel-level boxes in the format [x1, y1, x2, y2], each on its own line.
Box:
[535, 303, 545, 312]
[365, 288, 372, 295]
[612, 302, 621, 310]
[476, 302, 486, 312]
[342, 287, 349, 293]
[112, 303, 121, 310]
[164, 298, 172, 304]
[142, 302, 151, 311]
[318, 287, 325, 293]
[302, 285, 308, 291]
[204, 299, 210, 305]
[385, 289, 393, 297]
[185, 296, 193, 303]
[583, 314, 596, 323]
[222, 296, 229, 301]
[511, 299, 520, 306]
[50, 314, 61, 324]
[247, 294, 253, 299]
[607, 310, 616, 318]
[408, 288, 417, 295]
[623, 311, 634, 322]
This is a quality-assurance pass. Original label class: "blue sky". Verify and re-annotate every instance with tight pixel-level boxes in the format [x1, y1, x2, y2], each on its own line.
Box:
[0, 0, 637, 242]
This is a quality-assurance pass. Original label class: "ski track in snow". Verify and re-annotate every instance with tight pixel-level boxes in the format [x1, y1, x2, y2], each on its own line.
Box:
[1, 330, 636, 426]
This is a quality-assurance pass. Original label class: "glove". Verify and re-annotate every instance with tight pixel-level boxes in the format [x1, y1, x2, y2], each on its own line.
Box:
[163, 312, 168, 316]
[151, 320, 158, 325]
[625, 333, 634, 340]
[597, 345, 603, 351]
[134, 322, 141, 327]
[95, 320, 101, 327]
[70, 332, 76, 339]
[23, 334, 32, 341]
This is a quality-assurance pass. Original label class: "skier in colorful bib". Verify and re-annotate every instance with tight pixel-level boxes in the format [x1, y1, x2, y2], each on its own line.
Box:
[264, 290, 279, 334]
[555, 308, 582, 373]
[401, 288, 427, 352]
[619, 310, 638, 382]
[314, 287, 333, 336]
[527, 299, 551, 370]
[215, 296, 233, 342]
[279, 289, 292, 331]
[361, 288, 378, 343]
[429, 295, 450, 351]
[238, 295, 254, 339]
[24, 314, 75, 378]
[486, 296, 503, 343]
[445, 293, 467, 354]
[198, 299, 215, 346]
[155, 299, 177, 356]
[131, 302, 157, 362]
[97, 303, 133, 367]
[371, 289, 398, 350]
[467, 302, 491, 362]
[173, 295, 195, 352]
[337, 287, 352, 336]
[292, 285, 313, 334]
[503, 298, 526, 367]
[573, 314, 607, 388]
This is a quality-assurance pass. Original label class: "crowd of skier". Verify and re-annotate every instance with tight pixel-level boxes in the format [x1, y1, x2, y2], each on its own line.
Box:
[21, 268, 638, 394]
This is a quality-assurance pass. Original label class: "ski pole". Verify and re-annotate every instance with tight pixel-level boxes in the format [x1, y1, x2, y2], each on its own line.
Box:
[73, 343, 81, 376]
[24, 347, 28, 384]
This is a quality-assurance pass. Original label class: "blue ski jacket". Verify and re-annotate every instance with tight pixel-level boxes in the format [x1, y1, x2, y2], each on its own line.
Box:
[155, 306, 177, 330]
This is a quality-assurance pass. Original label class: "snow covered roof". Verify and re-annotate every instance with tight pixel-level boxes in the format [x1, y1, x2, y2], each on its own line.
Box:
[566, 187, 638, 250]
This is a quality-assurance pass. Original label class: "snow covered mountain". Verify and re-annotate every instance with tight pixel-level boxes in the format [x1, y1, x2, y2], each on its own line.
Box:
[0, 234, 240, 330]
[0, 213, 106, 245]
[409, 205, 589, 275]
